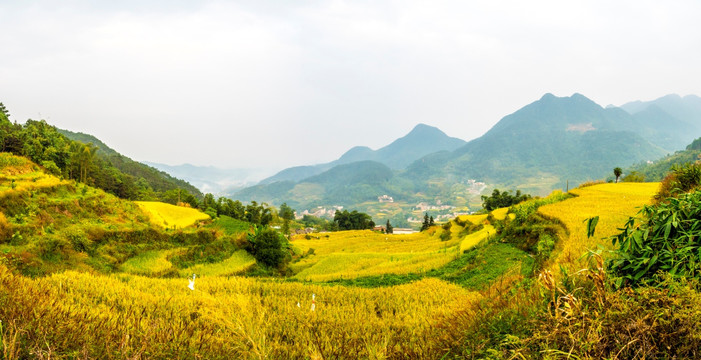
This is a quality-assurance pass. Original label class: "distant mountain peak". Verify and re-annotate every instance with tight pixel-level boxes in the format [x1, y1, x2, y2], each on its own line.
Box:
[405, 123, 446, 137]
[540, 93, 556, 100]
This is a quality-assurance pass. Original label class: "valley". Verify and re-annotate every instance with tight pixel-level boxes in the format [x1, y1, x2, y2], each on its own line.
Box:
[2, 93, 701, 358]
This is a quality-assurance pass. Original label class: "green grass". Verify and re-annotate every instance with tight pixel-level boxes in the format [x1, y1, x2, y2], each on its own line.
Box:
[210, 215, 251, 235]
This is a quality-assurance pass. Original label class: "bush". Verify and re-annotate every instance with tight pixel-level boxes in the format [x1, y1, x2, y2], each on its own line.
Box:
[481, 189, 531, 211]
[656, 162, 701, 202]
[610, 190, 701, 286]
[247, 227, 290, 269]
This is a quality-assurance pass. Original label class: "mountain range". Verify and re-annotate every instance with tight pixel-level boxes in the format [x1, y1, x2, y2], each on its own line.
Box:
[259, 124, 465, 184]
[231, 93, 701, 218]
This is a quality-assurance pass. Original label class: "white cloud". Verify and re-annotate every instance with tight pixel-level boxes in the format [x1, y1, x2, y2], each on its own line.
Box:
[1, 0, 700, 169]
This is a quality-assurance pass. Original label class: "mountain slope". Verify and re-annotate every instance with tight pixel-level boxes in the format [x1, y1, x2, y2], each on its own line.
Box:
[59, 129, 203, 198]
[143, 162, 268, 195]
[259, 124, 466, 184]
[627, 137, 701, 181]
[235, 161, 397, 207]
[619, 94, 701, 151]
[409, 93, 667, 193]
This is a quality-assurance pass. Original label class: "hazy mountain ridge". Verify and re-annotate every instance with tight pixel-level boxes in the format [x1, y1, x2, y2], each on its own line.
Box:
[425, 93, 669, 192]
[143, 162, 270, 195]
[259, 123, 466, 184]
[233, 93, 694, 214]
[619, 94, 701, 150]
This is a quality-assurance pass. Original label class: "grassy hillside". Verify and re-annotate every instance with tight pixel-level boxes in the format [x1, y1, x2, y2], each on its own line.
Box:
[627, 137, 701, 181]
[0, 153, 234, 277]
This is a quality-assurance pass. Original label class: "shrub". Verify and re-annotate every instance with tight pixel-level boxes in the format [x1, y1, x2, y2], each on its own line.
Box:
[610, 190, 701, 286]
[247, 227, 290, 269]
[622, 171, 645, 182]
[655, 162, 701, 202]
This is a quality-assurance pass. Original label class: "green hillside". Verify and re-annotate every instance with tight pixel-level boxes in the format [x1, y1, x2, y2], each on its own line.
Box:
[0, 153, 250, 277]
[411, 93, 667, 194]
[628, 137, 701, 181]
[59, 128, 203, 198]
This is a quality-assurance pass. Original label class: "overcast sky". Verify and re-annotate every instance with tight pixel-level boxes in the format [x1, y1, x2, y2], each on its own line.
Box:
[1, 0, 700, 171]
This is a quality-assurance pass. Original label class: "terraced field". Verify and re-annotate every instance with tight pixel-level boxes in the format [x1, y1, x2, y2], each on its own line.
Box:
[290, 211, 501, 281]
[135, 201, 210, 229]
[539, 182, 658, 272]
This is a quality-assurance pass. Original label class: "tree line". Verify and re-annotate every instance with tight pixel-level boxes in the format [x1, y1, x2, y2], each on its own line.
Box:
[0, 103, 202, 202]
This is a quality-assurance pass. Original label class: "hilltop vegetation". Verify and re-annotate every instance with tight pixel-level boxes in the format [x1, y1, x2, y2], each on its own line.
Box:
[627, 136, 701, 181]
[59, 128, 204, 198]
[0, 107, 202, 202]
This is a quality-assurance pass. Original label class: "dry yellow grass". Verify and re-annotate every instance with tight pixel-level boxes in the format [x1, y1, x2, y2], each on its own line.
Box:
[539, 182, 658, 272]
[135, 201, 210, 229]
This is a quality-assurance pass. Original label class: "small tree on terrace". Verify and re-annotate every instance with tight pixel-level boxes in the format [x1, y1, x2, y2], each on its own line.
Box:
[613, 167, 622, 183]
[420, 213, 430, 231]
[279, 202, 295, 236]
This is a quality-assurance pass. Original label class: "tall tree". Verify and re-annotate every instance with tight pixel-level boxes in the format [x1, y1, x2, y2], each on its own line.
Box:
[613, 167, 623, 183]
[421, 213, 430, 231]
[0, 102, 9, 119]
[279, 202, 295, 236]
[385, 219, 393, 234]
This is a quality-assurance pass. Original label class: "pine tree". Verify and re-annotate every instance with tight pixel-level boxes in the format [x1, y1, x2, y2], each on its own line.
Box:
[0, 102, 9, 119]
[386, 219, 393, 234]
[420, 213, 430, 231]
[429, 216, 435, 227]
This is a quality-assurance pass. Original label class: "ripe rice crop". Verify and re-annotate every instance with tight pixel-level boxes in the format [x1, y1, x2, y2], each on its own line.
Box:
[491, 207, 509, 220]
[460, 225, 494, 253]
[293, 249, 460, 281]
[291, 229, 467, 280]
[538, 182, 658, 272]
[120, 248, 185, 276]
[135, 201, 210, 229]
[0, 265, 480, 359]
[178, 250, 256, 277]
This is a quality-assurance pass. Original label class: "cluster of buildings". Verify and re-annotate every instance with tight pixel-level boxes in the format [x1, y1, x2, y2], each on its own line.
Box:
[377, 194, 394, 203]
[295, 205, 344, 220]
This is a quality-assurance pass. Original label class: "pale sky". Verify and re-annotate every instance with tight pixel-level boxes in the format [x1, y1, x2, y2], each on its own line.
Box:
[1, 0, 700, 170]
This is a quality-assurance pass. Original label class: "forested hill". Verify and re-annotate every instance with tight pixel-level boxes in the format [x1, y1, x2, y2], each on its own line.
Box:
[0, 109, 201, 201]
[234, 93, 684, 210]
[58, 129, 203, 198]
[627, 137, 701, 181]
[405, 93, 669, 193]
